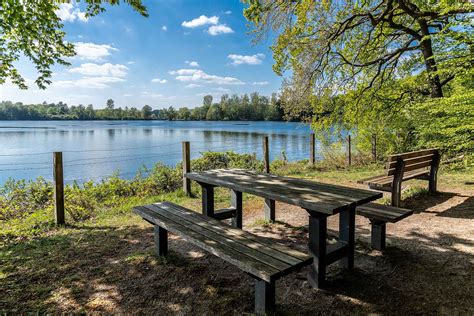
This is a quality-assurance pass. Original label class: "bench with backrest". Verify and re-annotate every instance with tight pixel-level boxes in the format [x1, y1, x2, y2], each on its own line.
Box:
[358, 148, 440, 207]
[133, 201, 312, 314]
[356, 203, 413, 251]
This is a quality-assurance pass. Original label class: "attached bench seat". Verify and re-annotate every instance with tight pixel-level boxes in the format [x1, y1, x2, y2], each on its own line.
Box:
[356, 203, 413, 251]
[133, 202, 312, 314]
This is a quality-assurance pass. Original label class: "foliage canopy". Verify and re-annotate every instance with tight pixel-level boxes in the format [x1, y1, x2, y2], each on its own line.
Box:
[244, 0, 474, 156]
[0, 0, 148, 89]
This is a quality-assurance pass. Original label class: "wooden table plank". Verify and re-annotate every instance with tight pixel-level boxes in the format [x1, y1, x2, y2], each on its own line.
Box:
[186, 169, 382, 214]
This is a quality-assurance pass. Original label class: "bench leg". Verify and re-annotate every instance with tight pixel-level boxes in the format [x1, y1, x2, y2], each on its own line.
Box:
[370, 221, 386, 251]
[339, 205, 355, 269]
[307, 213, 328, 288]
[429, 151, 440, 193]
[391, 158, 404, 207]
[391, 186, 401, 207]
[231, 189, 243, 229]
[255, 279, 275, 315]
[154, 226, 168, 256]
[264, 198, 275, 222]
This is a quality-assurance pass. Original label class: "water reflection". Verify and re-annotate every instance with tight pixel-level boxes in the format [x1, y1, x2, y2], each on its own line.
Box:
[0, 120, 313, 184]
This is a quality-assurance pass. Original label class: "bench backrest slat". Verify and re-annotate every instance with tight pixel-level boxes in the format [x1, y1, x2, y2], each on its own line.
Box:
[387, 153, 434, 170]
[387, 148, 437, 162]
[386, 149, 439, 176]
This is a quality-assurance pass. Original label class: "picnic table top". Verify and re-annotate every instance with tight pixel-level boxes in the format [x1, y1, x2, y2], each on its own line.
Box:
[185, 169, 382, 215]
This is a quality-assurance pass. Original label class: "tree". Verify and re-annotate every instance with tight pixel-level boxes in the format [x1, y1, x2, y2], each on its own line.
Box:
[142, 105, 153, 119]
[106, 99, 114, 110]
[206, 104, 223, 120]
[244, 0, 473, 104]
[1, 0, 148, 89]
[203, 95, 213, 108]
[177, 107, 191, 120]
[167, 106, 176, 121]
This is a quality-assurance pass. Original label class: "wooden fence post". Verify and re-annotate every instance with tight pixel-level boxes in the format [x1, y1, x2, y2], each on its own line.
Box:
[346, 135, 352, 167]
[53, 152, 65, 225]
[262, 136, 275, 221]
[263, 136, 270, 173]
[372, 134, 377, 162]
[310, 132, 315, 165]
[182, 141, 191, 196]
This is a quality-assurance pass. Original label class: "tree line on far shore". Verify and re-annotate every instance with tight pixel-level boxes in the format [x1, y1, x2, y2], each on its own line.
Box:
[0, 92, 287, 121]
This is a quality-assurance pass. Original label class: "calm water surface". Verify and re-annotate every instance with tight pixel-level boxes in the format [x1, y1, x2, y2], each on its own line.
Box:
[0, 120, 317, 184]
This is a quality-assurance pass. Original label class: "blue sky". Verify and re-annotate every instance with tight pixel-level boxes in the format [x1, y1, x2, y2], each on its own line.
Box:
[1, 0, 283, 109]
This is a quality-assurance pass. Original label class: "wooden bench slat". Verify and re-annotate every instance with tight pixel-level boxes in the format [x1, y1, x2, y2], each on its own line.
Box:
[357, 174, 389, 184]
[135, 206, 281, 282]
[387, 153, 434, 169]
[388, 148, 437, 162]
[145, 204, 295, 271]
[387, 160, 432, 176]
[357, 203, 413, 223]
[149, 202, 308, 265]
[361, 169, 430, 187]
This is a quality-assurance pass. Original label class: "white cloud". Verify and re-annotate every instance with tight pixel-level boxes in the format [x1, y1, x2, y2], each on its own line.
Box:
[69, 63, 128, 77]
[123, 94, 133, 97]
[127, 61, 135, 65]
[151, 78, 167, 84]
[56, 3, 88, 23]
[228, 54, 265, 65]
[169, 68, 244, 85]
[141, 91, 164, 98]
[252, 81, 270, 85]
[224, 11, 232, 15]
[208, 24, 234, 36]
[73, 42, 117, 61]
[141, 92, 176, 100]
[215, 87, 231, 92]
[185, 60, 200, 67]
[182, 15, 219, 28]
[54, 76, 125, 89]
[161, 25, 168, 31]
[185, 84, 202, 88]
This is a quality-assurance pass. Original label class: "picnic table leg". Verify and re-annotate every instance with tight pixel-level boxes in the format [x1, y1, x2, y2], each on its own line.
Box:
[200, 183, 215, 217]
[231, 189, 243, 229]
[339, 205, 356, 269]
[154, 226, 168, 256]
[264, 199, 275, 222]
[306, 211, 328, 288]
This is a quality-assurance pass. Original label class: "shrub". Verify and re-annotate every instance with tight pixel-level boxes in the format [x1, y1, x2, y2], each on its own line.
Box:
[191, 151, 264, 172]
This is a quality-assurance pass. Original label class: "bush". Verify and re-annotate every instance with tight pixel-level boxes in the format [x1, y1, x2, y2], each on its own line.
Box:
[0, 177, 52, 220]
[191, 151, 264, 172]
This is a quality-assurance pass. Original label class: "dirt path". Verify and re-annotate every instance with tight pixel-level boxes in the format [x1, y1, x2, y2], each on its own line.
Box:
[1, 183, 473, 314]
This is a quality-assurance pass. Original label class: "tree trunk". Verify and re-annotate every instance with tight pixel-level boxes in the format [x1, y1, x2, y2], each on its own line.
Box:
[418, 20, 443, 98]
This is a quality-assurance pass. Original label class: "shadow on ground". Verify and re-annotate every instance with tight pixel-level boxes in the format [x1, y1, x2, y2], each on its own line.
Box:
[403, 191, 474, 219]
[1, 212, 473, 315]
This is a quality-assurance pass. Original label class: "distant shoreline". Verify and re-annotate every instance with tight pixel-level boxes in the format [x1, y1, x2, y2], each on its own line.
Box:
[0, 119, 296, 122]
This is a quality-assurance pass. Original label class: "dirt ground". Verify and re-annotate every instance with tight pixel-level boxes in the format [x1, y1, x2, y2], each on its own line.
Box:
[1, 181, 473, 314]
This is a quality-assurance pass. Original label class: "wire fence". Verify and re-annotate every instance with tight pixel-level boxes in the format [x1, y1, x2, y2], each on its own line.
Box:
[0, 134, 358, 186]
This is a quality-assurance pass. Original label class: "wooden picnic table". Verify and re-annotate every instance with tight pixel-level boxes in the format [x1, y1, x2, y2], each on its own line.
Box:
[185, 168, 382, 288]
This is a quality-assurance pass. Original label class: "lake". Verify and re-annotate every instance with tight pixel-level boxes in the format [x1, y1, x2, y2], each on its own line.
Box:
[0, 120, 318, 185]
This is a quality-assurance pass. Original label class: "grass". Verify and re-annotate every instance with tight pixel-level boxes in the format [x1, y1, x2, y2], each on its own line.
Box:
[0, 160, 473, 313]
